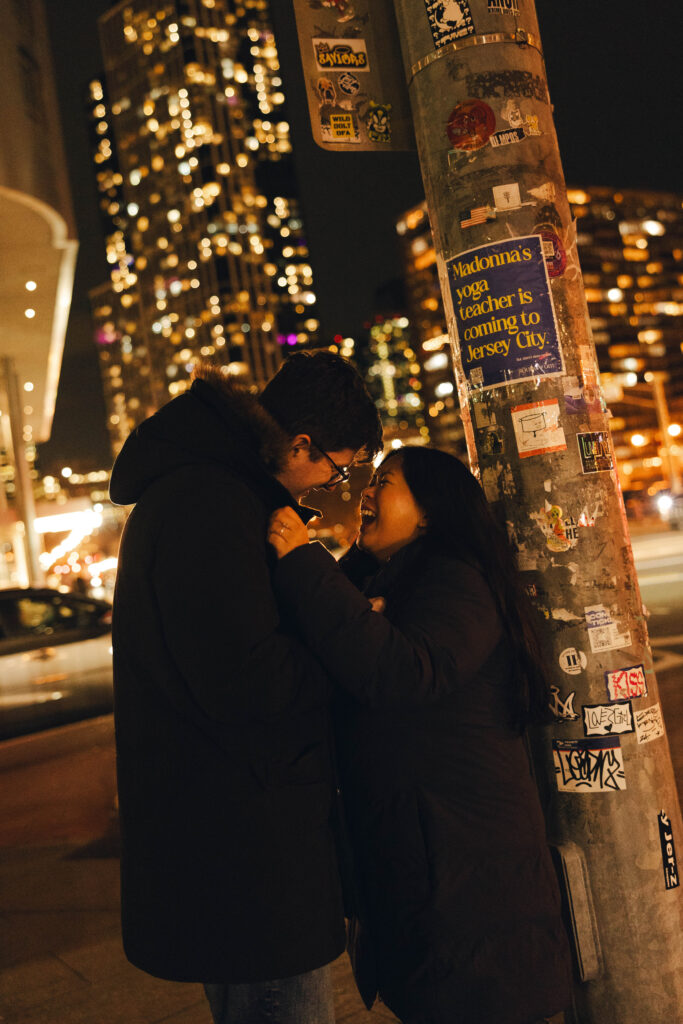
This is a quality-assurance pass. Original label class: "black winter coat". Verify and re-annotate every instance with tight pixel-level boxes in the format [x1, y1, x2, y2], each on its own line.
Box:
[274, 540, 573, 1024]
[109, 379, 345, 983]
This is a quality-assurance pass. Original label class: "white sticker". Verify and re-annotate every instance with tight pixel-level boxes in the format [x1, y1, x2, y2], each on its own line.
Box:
[553, 737, 626, 793]
[635, 703, 665, 744]
[583, 702, 634, 737]
[585, 605, 631, 654]
[493, 182, 521, 210]
[512, 400, 567, 459]
[559, 647, 587, 675]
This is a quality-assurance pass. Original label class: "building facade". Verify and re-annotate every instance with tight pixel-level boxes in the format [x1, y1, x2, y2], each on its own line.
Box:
[398, 187, 683, 492]
[0, 0, 78, 584]
[90, 0, 319, 455]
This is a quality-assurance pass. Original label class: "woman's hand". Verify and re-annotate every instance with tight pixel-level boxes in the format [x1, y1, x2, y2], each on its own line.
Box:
[268, 506, 311, 559]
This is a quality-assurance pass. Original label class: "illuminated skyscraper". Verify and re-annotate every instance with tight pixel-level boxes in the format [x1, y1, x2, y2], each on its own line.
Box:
[397, 187, 683, 489]
[89, 0, 319, 455]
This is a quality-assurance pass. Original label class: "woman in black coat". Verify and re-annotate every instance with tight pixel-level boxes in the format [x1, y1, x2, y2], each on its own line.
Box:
[268, 446, 572, 1024]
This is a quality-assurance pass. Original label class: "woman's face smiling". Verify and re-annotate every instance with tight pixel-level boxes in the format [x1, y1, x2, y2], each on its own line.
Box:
[359, 458, 426, 561]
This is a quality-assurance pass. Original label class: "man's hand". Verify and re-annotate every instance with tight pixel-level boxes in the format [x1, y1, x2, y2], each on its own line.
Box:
[268, 506, 311, 559]
[369, 597, 386, 613]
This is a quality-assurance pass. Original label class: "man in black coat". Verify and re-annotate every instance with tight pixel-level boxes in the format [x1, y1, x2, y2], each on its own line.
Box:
[109, 352, 383, 1024]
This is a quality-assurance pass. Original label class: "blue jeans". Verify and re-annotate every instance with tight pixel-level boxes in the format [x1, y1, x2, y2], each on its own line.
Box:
[203, 965, 335, 1024]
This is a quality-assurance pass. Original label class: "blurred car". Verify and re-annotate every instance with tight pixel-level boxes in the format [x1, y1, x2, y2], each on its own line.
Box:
[0, 588, 113, 740]
[656, 492, 683, 529]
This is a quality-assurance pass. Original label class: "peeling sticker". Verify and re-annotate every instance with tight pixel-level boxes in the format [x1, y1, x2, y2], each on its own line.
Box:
[586, 605, 631, 654]
[531, 503, 579, 552]
[559, 647, 587, 674]
[446, 100, 495, 151]
[473, 402, 496, 429]
[481, 429, 504, 454]
[578, 345, 599, 389]
[528, 182, 556, 202]
[538, 230, 567, 278]
[563, 380, 602, 416]
[565, 561, 580, 586]
[604, 663, 647, 701]
[481, 465, 500, 502]
[658, 811, 679, 889]
[549, 685, 579, 721]
[582, 701, 634, 737]
[465, 70, 548, 103]
[553, 737, 626, 793]
[552, 607, 582, 623]
[511, 399, 566, 458]
[635, 703, 665, 744]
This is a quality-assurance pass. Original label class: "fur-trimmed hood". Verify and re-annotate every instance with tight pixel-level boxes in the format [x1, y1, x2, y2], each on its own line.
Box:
[109, 376, 294, 507]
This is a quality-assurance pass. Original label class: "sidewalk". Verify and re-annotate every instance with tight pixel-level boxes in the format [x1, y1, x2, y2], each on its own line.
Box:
[0, 717, 397, 1024]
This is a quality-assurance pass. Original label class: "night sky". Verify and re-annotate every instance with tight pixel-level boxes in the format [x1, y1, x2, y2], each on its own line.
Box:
[37, 0, 679, 473]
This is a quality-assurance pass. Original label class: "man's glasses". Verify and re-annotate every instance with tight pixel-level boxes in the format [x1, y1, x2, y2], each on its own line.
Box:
[309, 440, 351, 490]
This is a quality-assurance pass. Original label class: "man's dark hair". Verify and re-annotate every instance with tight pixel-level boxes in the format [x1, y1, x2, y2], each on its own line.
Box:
[260, 351, 383, 462]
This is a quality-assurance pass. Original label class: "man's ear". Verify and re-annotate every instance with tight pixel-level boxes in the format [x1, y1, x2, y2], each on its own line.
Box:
[289, 433, 312, 456]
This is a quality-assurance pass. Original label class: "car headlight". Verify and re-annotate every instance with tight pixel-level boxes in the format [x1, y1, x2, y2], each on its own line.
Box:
[657, 494, 674, 515]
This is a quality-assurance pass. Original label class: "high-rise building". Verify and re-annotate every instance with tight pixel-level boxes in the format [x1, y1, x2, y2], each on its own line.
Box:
[89, 0, 320, 455]
[397, 187, 683, 491]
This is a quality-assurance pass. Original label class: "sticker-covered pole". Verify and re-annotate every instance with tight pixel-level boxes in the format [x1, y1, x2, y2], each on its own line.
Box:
[390, 0, 683, 1020]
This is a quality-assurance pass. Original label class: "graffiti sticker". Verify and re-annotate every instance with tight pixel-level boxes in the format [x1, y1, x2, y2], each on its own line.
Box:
[313, 37, 370, 71]
[634, 703, 665, 744]
[549, 685, 579, 722]
[553, 736, 626, 793]
[578, 431, 613, 473]
[604, 663, 647, 702]
[582, 701, 634, 737]
[658, 811, 680, 889]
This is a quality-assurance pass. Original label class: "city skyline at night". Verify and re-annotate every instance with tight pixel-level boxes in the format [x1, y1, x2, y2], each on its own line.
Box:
[36, 0, 681, 471]
[87, 0, 320, 455]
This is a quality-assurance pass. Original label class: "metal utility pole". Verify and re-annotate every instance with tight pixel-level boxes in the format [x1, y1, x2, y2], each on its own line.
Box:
[389, 1, 683, 1020]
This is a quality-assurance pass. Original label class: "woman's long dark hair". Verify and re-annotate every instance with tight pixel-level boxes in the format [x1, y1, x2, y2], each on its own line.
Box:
[381, 446, 551, 730]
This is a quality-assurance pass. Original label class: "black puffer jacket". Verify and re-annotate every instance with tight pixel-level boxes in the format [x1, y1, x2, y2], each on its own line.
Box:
[274, 540, 572, 1024]
[110, 379, 345, 983]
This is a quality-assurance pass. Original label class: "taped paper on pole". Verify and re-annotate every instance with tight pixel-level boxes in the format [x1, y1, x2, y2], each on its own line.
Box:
[292, 0, 415, 151]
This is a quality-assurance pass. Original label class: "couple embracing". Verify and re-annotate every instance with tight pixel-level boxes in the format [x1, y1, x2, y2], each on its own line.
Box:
[110, 352, 571, 1024]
